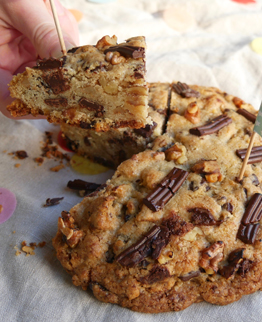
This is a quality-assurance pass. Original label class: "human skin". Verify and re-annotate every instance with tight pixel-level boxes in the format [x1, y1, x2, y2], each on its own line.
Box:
[0, 0, 79, 119]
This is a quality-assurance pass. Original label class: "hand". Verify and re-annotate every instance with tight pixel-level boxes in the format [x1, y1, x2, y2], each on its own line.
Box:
[0, 0, 79, 119]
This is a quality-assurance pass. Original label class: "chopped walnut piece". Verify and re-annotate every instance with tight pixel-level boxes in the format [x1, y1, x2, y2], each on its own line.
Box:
[164, 143, 187, 164]
[105, 51, 126, 65]
[58, 212, 83, 248]
[184, 102, 200, 124]
[22, 245, 35, 256]
[199, 241, 224, 274]
[58, 217, 74, 240]
[192, 160, 223, 183]
[233, 96, 244, 108]
[96, 35, 117, 50]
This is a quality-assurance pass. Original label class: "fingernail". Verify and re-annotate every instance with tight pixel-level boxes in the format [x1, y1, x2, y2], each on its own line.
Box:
[50, 41, 76, 58]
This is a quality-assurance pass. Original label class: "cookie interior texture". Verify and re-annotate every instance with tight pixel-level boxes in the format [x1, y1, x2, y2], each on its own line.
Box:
[60, 82, 169, 169]
[52, 83, 262, 313]
[7, 35, 149, 131]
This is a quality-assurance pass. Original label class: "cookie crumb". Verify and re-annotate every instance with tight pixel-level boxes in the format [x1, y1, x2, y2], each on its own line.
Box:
[15, 150, 28, 159]
[50, 164, 65, 172]
[14, 163, 21, 168]
[34, 157, 44, 165]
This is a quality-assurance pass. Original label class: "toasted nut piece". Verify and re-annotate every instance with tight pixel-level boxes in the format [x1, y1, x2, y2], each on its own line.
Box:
[105, 51, 114, 62]
[183, 227, 203, 241]
[165, 143, 187, 163]
[205, 173, 223, 183]
[58, 217, 74, 240]
[96, 35, 117, 50]
[199, 241, 224, 274]
[184, 102, 200, 124]
[176, 155, 187, 165]
[111, 53, 126, 65]
[158, 250, 174, 264]
[233, 96, 244, 108]
[192, 160, 223, 183]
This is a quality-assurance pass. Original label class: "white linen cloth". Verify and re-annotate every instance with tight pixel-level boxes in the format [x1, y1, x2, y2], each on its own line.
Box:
[1, 0, 262, 321]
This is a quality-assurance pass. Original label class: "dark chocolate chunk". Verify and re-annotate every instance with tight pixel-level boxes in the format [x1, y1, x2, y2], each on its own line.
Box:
[63, 135, 79, 151]
[67, 46, 81, 54]
[139, 265, 170, 284]
[236, 146, 262, 164]
[237, 108, 256, 123]
[251, 174, 260, 186]
[42, 71, 70, 94]
[134, 122, 157, 138]
[139, 260, 150, 267]
[241, 193, 262, 225]
[43, 197, 64, 207]
[172, 82, 200, 98]
[44, 97, 68, 107]
[188, 208, 220, 226]
[237, 223, 260, 244]
[116, 214, 193, 267]
[84, 136, 91, 146]
[15, 150, 28, 159]
[87, 184, 107, 198]
[143, 167, 189, 212]
[238, 259, 253, 277]
[34, 57, 64, 70]
[93, 156, 115, 169]
[151, 226, 170, 260]
[189, 181, 199, 192]
[118, 150, 127, 164]
[189, 114, 232, 136]
[134, 72, 144, 79]
[105, 248, 115, 263]
[104, 45, 145, 59]
[178, 270, 201, 282]
[162, 213, 193, 236]
[223, 202, 233, 213]
[67, 179, 101, 196]
[115, 226, 161, 267]
[219, 248, 245, 279]
[79, 98, 104, 117]
[79, 121, 92, 129]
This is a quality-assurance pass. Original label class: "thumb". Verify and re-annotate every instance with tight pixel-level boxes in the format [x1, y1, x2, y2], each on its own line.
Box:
[6, 0, 79, 58]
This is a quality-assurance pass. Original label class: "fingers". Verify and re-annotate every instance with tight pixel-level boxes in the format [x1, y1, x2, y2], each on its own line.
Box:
[3, 0, 79, 58]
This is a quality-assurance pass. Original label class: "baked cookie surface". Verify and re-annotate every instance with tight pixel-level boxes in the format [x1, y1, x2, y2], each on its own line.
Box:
[53, 83, 262, 313]
[7, 36, 149, 131]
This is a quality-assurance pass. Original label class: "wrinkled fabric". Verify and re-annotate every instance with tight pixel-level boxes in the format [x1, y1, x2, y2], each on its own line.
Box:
[1, 0, 262, 321]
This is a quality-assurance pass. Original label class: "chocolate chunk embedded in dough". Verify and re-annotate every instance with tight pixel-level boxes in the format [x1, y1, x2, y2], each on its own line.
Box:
[172, 82, 200, 98]
[237, 108, 256, 123]
[188, 208, 220, 226]
[236, 146, 262, 164]
[104, 45, 145, 59]
[140, 265, 170, 284]
[189, 114, 232, 136]
[143, 167, 189, 212]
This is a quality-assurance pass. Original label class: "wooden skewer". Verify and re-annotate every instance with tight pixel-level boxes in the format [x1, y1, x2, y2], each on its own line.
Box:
[238, 131, 257, 181]
[49, 0, 67, 56]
